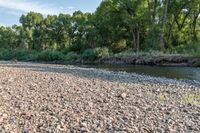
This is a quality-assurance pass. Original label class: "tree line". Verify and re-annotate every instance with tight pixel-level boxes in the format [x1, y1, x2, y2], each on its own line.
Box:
[0, 0, 199, 57]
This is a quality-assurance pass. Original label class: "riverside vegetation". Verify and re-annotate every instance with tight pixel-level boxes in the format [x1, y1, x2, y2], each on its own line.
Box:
[0, 0, 200, 65]
[1, 1, 200, 132]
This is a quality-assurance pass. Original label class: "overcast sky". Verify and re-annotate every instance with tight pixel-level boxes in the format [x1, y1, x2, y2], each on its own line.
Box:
[0, 0, 101, 26]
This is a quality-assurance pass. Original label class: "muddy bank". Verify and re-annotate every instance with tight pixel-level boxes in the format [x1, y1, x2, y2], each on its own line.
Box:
[98, 55, 200, 67]
[0, 61, 200, 133]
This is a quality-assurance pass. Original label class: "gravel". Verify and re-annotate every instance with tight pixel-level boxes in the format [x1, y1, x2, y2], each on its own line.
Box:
[0, 61, 200, 133]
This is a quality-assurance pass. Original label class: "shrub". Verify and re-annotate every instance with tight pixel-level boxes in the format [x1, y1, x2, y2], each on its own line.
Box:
[194, 60, 200, 67]
[0, 49, 38, 61]
[82, 49, 96, 61]
[114, 49, 164, 57]
[64, 52, 80, 61]
[0, 48, 9, 60]
[37, 49, 64, 61]
[94, 47, 110, 58]
[68, 43, 84, 52]
[168, 41, 200, 56]
[111, 39, 127, 52]
[12, 49, 34, 61]
[82, 47, 110, 61]
[22, 51, 39, 61]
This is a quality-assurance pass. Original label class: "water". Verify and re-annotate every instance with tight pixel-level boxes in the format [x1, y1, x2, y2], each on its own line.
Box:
[80, 64, 200, 81]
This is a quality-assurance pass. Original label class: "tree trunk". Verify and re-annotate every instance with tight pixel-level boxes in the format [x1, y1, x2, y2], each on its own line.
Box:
[147, 0, 152, 25]
[192, 13, 199, 41]
[131, 29, 137, 50]
[153, 0, 157, 24]
[160, 0, 169, 51]
[137, 30, 140, 52]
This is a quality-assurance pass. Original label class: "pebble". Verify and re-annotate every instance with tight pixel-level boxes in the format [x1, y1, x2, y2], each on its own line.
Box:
[120, 93, 127, 99]
[0, 61, 199, 132]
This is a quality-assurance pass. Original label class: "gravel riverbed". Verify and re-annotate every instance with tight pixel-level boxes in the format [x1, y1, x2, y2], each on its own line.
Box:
[0, 61, 200, 133]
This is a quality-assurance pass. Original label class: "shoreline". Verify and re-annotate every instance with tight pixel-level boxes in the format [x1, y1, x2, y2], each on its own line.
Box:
[44, 55, 200, 67]
[1, 61, 200, 85]
[98, 55, 200, 67]
[1, 54, 200, 67]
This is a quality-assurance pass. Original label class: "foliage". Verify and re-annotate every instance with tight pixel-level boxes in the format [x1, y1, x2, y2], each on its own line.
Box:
[168, 42, 200, 56]
[159, 94, 166, 101]
[115, 49, 164, 57]
[82, 49, 96, 61]
[37, 50, 64, 61]
[0, 48, 38, 61]
[0, 48, 9, 60]
[182, 94, 200, 105]
[64, 52, 80, 61]
[94, 47, 110, 58]
[0, 0, 199, 62]
[82, 47, 111, 61]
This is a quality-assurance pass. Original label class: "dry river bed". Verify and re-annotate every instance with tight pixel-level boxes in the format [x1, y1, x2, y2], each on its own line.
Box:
[0, 61, 200, 133]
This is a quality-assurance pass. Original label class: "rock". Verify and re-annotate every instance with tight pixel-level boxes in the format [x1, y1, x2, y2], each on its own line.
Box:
[0, 61, 199, 133]
[80, 122, 87, 128]
[120, 93, 127, 99]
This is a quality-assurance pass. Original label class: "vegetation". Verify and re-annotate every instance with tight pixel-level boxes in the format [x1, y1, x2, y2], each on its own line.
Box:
[182, 94, 200, 105]
[0, 0, 200, 61]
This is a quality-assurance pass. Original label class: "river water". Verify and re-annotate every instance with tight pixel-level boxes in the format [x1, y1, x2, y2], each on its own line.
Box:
[80, 64, 200, 81]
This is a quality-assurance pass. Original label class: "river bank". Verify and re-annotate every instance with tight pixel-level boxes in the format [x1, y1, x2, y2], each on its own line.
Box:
[96, 55, 200, 67]
[52, 54, 200, 67]
[0, 61, 200, 132]
[1, 48, 200, 67]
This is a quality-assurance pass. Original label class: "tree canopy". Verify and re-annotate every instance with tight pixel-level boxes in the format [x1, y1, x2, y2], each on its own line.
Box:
[0, 0, 199, 54]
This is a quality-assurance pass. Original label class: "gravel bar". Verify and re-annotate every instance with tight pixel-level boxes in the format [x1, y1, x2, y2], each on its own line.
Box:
[0, 61, 200, 133]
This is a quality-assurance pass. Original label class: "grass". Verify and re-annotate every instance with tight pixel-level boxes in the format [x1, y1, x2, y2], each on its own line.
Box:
[118, 83, 129, 91]
[114, 49, 173, 58]
[182, 94, 200, 105]
[1, 43, 200, 63]
[158, 94, 166, 101]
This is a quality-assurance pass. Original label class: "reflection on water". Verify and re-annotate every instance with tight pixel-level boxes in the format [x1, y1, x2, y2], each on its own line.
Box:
[80, 64, 200, 81]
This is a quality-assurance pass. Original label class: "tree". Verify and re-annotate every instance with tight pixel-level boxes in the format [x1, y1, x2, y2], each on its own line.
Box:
[20, 12, 44, 49]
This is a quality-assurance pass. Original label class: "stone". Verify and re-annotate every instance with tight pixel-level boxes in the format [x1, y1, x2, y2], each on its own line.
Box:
[120, 93, 127, 99]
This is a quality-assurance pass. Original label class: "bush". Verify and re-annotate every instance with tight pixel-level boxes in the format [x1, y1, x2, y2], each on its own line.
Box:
[82, 49, 96, 61]
[82, 47, 110, 61]
[194, 60, 200, 67]
[12, 49, 37, 61]
[111, 39, 127, 52]
[0, 49, 38, 61]
[94, 47, 110, 58]
[37, 49, 64, 61]
[144, 26, 161, 50]
[114, 49, 164, 57]
[64, 52, 80, 61]
[68, 43, 84, 52]
[0, 48, 9, 60]
[168, 41, 200, 56]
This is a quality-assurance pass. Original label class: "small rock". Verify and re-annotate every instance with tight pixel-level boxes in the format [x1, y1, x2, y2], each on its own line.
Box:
[120, 93, 127, 99]
[80, 122, 87, 128]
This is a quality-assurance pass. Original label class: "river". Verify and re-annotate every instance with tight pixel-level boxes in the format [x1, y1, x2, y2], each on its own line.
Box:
[79, 64, 200, 81]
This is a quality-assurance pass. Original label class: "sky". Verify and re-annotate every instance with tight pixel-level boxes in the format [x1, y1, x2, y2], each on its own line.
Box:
[0, 0, 101, 26]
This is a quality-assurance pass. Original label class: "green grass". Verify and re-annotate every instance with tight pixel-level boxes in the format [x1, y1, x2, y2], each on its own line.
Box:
[158, 94, 166, 101]
[1, 43, 200, 62]
[0, 49, 65, 61]
[114, 49, 165, 58]
[182, 94, 200, 105]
